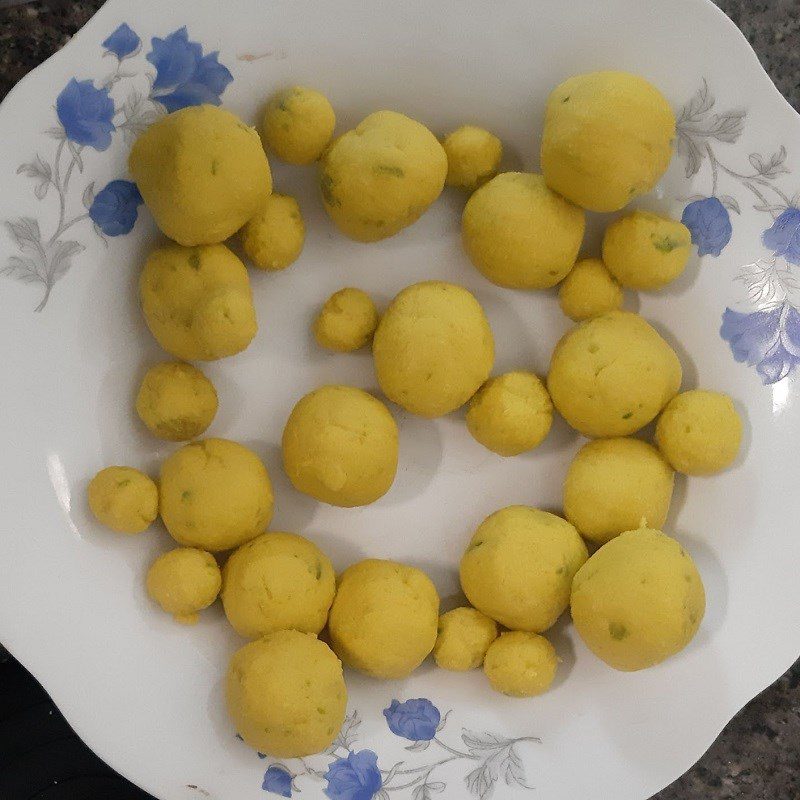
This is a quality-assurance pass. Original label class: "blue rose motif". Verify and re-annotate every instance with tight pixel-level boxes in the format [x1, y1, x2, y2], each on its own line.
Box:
[383, 698, 440, 741]
[89, 180, 143, 236]
[102, 23, 141, 60]
[55, 79, 115, 150]
[323, 749, 382, 800]
[147, 27, 233, 113]
[682, 196, 733, 257]
[762, 207, 800, 266]
[262, 765, 293, 798]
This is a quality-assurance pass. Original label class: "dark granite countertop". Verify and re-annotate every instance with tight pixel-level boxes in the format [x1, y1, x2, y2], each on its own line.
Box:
[0, 1, 798, 799]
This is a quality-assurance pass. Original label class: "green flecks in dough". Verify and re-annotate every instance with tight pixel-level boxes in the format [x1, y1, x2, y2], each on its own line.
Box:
[211, 159, 219, 175]
[375, 164, 404, 178]
[188, 253, 201, 270]
[609, 622, 629, 640]
[651, 234, 685, 253]
[181, 490, 193, 502]
[116, 478, 131, 488]
[467, 539, 484, 552]
[561, 95, 570, 103]
[320, 172, 339, 207]
[622, 411, 633, 419]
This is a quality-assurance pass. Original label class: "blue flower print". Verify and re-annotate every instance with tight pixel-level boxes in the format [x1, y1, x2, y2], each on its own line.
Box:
[55, 79, 115, 150]
[262, 765, 293, 798]
[682, 196, 733, 257]
[102, 23, 141, 60]
[147, 27, 233, 113]
[323, 750, 382, 800]
[762, 207, 800, 266]
[383, 698, 440, 742]
[89, 180, 143, 236]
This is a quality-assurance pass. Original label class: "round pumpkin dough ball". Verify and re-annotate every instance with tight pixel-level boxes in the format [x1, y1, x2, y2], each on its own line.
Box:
[87, 466, 158, 534]
[571, 528, 706, 671]
[558, 257, 623, 321]
[263, 86, 336, 165]
[328, 559, 439, 679]
[221, 532, 335, 639]
[241, 194, 305, 271]
[135, 361, 218, 441]
[462, 172, 585, 289]
[129, 104, 272, 246]
[146, 547, 221, 625]
[460, 506, 588, 632]
[282, 385, 398, 507]
[159, 438, 273, 551]
[314, 288, 379, 352]
[541, 71, 675, 212]
[443, 125, 503, 192]
[483, 631, 558, 697]
[373, 281, 494, 418]
[227, 630, 347, 757]
[433, 607, 498, 671]
[564, 438, 674, 544]
[466, 371, 553, 456]
[656, 390, 743, 475]
[547, 311, 682, 437]
[320, 110, 447, 242]
[139, 243, 257, 362]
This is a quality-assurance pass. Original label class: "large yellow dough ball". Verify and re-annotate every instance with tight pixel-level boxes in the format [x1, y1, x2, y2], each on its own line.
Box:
[87, 466, 158, 534]
[146, 547, 221, 625]
[558, 257, 623, 321]
[328, 559, 439, 679]
[541, 71, 675, 212]
[483, 632, 558, 697]
[263, 86, 336, 165]
[433, 607, 498, 671]
[221, 532, 336, 638]
[160, 438, 273, 551]
[373, 281, 494, 417]
[460, 506, 588, 632]
[282, 386, 398, 507]
[547, 311, 682, 437]
[564, 438, 674, 544]
[139, 243, 257, 361]
[656, 390, 743, 475]
[443, 125, 503, 192]
[129, 104, 272, 246]
[466, 371, 553, 456]
[241, 194, 305, 271]
[227, 630, 347, 757]
[320, 110, 447, 242]
[313, 288, 379, 352]
[462, 172, 585, 289]
[571, 528, 706, 671]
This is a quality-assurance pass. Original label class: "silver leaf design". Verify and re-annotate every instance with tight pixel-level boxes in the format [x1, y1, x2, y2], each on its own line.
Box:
[720, 194, 742, 214]
[17, 155, 52, 200]
[412, 782, 433, 800]
[67, 140, 84, 173]
[2, 256, 45, 284]
[44, 125, 66, 140]
[405, 739, 431, 752]
[120, 90, 162, 145]
[83, 181, 96, 210]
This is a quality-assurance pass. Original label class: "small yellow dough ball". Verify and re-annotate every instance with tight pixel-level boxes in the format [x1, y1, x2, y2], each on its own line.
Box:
[433, 607, 498, 671]
[146, 547, 221, 625]
[483, 631, 558, 697]
[443, 125, 503, 192]
[87, 466, 158, 534]
[227, 630, 347, 757]
[541, 71, 676, 212]
[564, 438, 674, 544]
[130, 104, 272, 246]
[263, 86, 336, 165]
[314, 288, 379, 352]
[466, 371, 553, 456]
[160, 438, 273, 551]
[462, 172, 585, 289]
[282, 386, 398, 507]
[320, 110, 447, 242]
[656, 390, 743, 475]
[373, 281, 494, 418]
[558, 258, 623, 321]
[135, 361, 218, 441]
[460, 506, 588, 632]
[221, 532, 335, 639]
[139, 243, 257, 362]
[241, 194, 305, 271]
[328, 559, 439, 679]
[571, 528, 706, 671]
[547, 311, 682, 437]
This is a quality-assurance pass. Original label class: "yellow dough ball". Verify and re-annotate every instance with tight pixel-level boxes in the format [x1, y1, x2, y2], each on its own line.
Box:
[135, 361, 218, 441]
[241, 194, 305, 271]
[314, 288, 379, 352]
[564, 438, 674, 544]
[433, 607, 498, 671]
[87, 466, 158, 534]
[466, 371, 553, 456]
[558, 257, 623, 321]
[571, 528, 706, 671]
[129, 104, 272, 246]
[159, 438, 273, 551]
[139, 243, 257, 361]
[656, 390, 743, 475]
[320, 110, 447, 242]
[443, 125, 503, 191]
[541, 71, 676, 212]
[263, 86, 336, 165]
[227, 630, 346, 757]
[146, 547, 221, 625]
[460, 506, 588, 632]
[373, 281, 494, 417]
[221, 532, 336, 639]
[328, 559, 439, 679]
[483, 632, 558, 697]
[282, 386, 398, 507]
[547, 311, 682, 437]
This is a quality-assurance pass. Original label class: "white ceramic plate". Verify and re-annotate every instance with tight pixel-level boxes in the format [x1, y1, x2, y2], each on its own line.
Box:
[1, 1, 799, 798]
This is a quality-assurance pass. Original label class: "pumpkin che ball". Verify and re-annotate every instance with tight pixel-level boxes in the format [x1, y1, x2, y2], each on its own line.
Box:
[442, 125, 503, 192]
[146, 547, 221, 625]
[483, 631, 558, 697]
[263, 86, 336, 165]
[241, 194, 305, 271]
[433, 607, 498, 671]
[313, 288, 379, 352]
[87, 466, 158, 534]
[558, 257, 623, 321]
